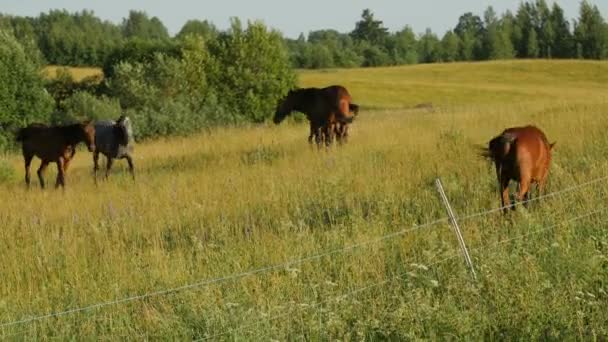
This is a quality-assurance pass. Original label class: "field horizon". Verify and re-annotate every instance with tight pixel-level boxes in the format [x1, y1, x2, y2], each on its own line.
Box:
[2, 59, 608, 340]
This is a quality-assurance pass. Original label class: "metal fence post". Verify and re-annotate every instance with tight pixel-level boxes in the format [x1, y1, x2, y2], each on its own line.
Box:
[435, 178, 477, 281]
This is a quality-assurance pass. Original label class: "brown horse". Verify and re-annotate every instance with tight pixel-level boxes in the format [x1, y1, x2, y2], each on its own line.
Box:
[273, 85, 358, 147]
[16, 121, 96, 189]
[332, 103, 359, 145]
[482, 125, 555, 213]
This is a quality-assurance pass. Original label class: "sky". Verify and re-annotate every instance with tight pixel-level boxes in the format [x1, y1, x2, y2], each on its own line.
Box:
[2, 0, 607, 38]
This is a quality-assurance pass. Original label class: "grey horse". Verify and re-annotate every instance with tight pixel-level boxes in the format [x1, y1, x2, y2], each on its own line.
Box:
[93, 115, 135, 182]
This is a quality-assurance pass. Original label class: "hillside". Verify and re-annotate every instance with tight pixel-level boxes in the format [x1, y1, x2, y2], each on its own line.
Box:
[1, 60, 608, 340]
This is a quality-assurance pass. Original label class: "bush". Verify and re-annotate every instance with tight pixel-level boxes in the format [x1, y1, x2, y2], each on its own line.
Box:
[208, 19, 296, 123]
[0, 30, 53, 151]
[104, 20, 295, 140]
[57, 91, 121, 123]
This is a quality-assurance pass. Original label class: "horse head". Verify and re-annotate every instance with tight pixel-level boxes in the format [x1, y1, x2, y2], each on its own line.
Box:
[273, 89, 297, 124]
[113, 115, 131, 146]
[80, 120, 96, 152]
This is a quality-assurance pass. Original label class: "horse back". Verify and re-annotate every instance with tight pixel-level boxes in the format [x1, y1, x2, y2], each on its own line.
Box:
[512, 127, 552, 172]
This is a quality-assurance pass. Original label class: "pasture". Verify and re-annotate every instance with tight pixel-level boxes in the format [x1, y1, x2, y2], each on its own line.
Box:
[1, 60, 608, 340]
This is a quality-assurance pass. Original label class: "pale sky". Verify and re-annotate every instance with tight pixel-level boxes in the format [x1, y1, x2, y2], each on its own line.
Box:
[2, 0, 606, 38]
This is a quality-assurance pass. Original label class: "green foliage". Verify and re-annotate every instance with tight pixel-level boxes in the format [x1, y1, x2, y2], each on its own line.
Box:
[102, 38, 180, 78]
[0, 30, 53, 151]
[574, 1, 608, 59]
[58, 91, 121, 123]
[44, 67, 103, 116]
[121, 10, 169, 41]
[35, 10, 123, 66]
[176, 20, 217, 41]
[440, 31, 460, 62]
[351, 9, 389, 46]
[418, 29, 441, 63]
[208, 19, 296, 123]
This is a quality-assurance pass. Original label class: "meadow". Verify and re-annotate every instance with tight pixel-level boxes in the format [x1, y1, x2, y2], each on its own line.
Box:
[1, 60, 608, 340]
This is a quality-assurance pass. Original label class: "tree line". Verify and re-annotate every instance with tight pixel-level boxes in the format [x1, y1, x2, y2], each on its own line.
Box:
[0, 1, 606, 151]
[290, 1, 608, 68]
[0, 0, 607, 69]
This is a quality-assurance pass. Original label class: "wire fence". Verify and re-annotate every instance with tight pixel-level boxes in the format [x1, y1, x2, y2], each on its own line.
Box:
[1, 173, 607, 331]
[198, 205, 606, 341]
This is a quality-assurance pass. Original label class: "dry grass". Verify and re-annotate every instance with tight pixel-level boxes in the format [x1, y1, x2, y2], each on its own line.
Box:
[1, 60, 608, 340]
[41, 65, 104, 82]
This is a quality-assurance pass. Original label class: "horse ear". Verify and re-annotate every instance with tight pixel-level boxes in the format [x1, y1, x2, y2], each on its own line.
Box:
[550, 142, 556, 150]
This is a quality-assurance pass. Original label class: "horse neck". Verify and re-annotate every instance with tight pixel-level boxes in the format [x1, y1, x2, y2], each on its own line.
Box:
[290, 90, 313, 114]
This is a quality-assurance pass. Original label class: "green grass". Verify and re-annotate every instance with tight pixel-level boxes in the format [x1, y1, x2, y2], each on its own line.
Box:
[2, 60, 608, 340]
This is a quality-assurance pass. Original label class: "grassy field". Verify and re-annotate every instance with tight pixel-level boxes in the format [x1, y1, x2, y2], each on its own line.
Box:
[1, 60, 608, 340]
[41, 65, 104, 82]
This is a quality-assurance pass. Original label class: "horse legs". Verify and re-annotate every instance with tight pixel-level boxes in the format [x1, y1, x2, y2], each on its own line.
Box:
[308, 122, 315, 146]
[314, 125, 323, 149]
[500, 177, 511, 214]
[105, 156, 114, 179]
[125, 155, 135, 181]
[323, 123, 333, 148]
[93, 151, 100, 185]
[37, 160, 49, 189]
[23, 153, 34, 187]
[517, 176, 532, 209]
[55, 158, 66, 189]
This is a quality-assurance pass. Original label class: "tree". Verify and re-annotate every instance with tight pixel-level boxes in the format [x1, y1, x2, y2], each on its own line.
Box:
[574, 1, 608, 59]
[122, 10, 169, 41]
[440, 31, 460, 62]
[454, 12, 484, 60]
[0, 30, 53, 150]
[34, 10, 123, 66]
[483, 6, 515, 60]
[176, 20, 217, 41]
[549, 3, 573, 58]
[418, 28, 441, 63]
[209, 19, 296, 122]
[350, 9, 389, 46]
[388, 26, 419, 64]
[527, 27, 540, 57]
[536, 0, 554, 57]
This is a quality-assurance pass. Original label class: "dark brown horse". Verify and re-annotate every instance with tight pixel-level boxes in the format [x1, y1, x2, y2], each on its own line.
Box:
[16, 121, 96, 189]
[482, 125, 555, 213]
[273, 85, 358, 147]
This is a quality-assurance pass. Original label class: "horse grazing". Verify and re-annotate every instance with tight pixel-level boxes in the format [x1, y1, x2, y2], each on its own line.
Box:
[482, 125, 555, 213]
[332, 103, 359, 145]
[273, 85, 358, 147]
[16, 121, 96, 189]
[93, 115, 135, 182]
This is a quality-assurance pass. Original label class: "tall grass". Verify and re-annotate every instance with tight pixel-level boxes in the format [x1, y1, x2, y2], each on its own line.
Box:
[1, 60, 608, 340]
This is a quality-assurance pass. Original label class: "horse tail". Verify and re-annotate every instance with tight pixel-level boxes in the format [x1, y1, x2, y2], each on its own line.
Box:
[349, 103, 360, 115]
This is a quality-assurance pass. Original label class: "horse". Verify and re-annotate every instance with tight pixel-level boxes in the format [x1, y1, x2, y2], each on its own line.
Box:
[481, 125, 555, 213]
[16, 121, 96, 189]
[331, 103, 359, 145]
[273, 85, 358, 147]
[93, 115, 135, 182]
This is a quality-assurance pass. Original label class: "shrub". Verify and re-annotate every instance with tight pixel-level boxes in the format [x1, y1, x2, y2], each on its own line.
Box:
[0, 30, 53, 151]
